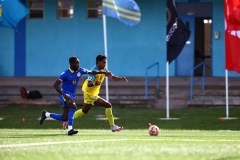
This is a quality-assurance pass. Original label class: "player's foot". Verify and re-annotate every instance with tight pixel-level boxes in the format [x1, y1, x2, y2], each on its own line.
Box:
[68, 129, 78, 136]
[40, 110, 47, 125]
[62, 121, 67, 130]
[111, 125, 123, 132]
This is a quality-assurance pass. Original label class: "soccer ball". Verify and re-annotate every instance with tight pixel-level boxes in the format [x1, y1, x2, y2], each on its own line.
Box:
[148, 123, 160, 136]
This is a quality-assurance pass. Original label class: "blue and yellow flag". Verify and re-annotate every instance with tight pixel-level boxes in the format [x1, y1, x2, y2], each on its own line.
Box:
[102, 0, 141, 27]
[0, 2, 2, 20]
[0, 0, 29, 30]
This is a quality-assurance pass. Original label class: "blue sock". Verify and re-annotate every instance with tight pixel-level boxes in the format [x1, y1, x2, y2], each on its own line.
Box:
[68, 109, 75, 126]
[50, 113, 63, 121]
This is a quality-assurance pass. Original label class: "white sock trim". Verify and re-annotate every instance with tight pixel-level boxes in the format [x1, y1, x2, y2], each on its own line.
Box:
[46, 112, 50, 118]
[68, 126, 73, 131]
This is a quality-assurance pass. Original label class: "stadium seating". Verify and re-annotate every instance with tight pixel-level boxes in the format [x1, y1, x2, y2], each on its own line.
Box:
[0, 77, 239, 108]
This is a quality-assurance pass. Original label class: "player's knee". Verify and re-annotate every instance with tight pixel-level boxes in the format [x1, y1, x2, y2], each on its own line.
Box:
[82, 108, 89, 114]
[63, 117, 68, 121]
[72, 106, 77, 110]
[62, 115, 68, 121]
[105, 102, 112, 108]
[68, 103, 77, 110]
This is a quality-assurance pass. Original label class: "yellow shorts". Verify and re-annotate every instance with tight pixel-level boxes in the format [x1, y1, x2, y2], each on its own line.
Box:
[83, 93, 99, 105]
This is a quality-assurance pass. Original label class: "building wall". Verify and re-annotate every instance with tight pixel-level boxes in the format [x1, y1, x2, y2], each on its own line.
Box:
[0, 0, 239, 77]
[210, 0, 225, 76]
[25, 0, 166, 77]
[0, 28, 14, 76]
[209, 0, 239, 77]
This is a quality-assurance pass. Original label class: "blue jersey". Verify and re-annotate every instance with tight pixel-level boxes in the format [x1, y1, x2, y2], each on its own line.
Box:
[59, 67, 88, 97]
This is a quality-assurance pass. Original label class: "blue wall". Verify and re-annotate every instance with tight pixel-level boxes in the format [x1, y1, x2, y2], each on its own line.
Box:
[25, 0, 166, 77]
[202, 0, 239, 77]
[0, 0, 239, 77]
[209, 0, 225, 76]
[0, 28, 14, 76]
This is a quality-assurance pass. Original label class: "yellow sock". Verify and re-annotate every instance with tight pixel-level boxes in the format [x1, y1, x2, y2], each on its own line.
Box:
[74, 109, 85, 119]
[105, 108, 114, 125]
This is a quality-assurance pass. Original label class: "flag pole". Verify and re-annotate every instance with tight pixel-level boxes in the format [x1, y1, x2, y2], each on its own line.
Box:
[225, 69, 229, 118]
[159, 61, 180, 120]
[166, 61, 169, 118]
[103, 14, 109, 101]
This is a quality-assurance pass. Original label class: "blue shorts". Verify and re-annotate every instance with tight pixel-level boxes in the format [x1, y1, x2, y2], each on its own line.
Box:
[58, 92, 75, 107]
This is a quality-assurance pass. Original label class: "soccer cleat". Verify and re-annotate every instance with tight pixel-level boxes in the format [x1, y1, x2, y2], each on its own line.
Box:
[40, 110, 47, 125]
[62, 121, 67, 130]
[68, 129, 78, 136]
[111, 125, 123, 132]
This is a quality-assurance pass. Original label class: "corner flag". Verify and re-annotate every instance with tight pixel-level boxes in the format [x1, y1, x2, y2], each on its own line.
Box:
[102, 0, 141, 27]
[0, 0, 29, 30]
[225, 0, 240, 73]
[166, 0, 190, 63]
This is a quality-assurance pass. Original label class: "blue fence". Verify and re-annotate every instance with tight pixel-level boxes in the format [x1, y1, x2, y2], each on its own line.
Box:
[189, 61, 206, 100]
[145, 62, 160, 99]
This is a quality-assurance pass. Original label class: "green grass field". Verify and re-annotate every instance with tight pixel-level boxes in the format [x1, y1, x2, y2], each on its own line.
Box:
[1, 129, 240, 160]
[0, 105, 240, 159]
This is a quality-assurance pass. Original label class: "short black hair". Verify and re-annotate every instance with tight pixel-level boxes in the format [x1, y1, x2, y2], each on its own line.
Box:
[69, 56, 78, 64]
[96, 54, 107, 65]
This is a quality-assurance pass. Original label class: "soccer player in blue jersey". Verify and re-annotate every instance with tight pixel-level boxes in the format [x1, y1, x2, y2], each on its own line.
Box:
[40, 56, 109, 135]
[74, 54, 128, 132]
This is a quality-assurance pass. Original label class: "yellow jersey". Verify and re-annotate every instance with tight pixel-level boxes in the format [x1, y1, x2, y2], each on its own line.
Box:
[82, 66, 109, 95]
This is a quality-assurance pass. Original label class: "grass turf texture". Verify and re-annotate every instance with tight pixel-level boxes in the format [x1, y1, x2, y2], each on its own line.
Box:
[0, 105, 240, 130]
[1, 129, 240, 160]
[0, 106, 240, 159]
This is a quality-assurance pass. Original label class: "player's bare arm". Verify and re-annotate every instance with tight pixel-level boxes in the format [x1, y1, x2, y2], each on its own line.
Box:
[54, 79, 72, 103]
[109, 74, 128, 82]
[88, 71, 111, 76]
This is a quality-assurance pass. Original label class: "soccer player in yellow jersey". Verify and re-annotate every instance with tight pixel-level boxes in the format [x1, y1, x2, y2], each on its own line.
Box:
[40, 56, 109, 135]
[74, 54, 128, 132]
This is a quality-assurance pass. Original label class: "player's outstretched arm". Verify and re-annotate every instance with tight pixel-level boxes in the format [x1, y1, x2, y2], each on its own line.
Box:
[88, 71, 111, 76]
[109, 74, 128, 82]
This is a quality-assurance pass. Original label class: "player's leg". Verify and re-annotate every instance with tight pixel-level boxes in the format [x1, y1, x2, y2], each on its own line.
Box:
[49, 104, 68, 121]
[40, 109, 64, 125]
[65, 100, 78, 135]
[62, 106, 69, 121]
[74, 93, 95, 119]
[95, 97, 114, 124]
[74, 104, 92, 119]
[40, 106, 65, 125]
[95, 97, 123, 132]
[62, 106, 69, 130]
[40, 95, 68, 125]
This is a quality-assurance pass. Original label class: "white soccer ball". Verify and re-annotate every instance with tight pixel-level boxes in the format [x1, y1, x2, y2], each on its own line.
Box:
[148, 124, 160, 136]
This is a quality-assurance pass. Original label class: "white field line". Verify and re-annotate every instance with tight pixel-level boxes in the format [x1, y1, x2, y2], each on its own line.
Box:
[0, 139, 129, 148]
[96, 117, 119, 120]
[133, 139, 240, 142]
[1, 138, 240, 148]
